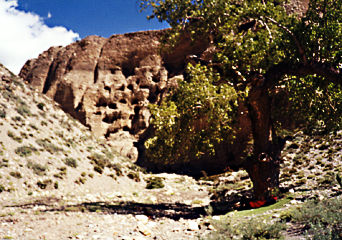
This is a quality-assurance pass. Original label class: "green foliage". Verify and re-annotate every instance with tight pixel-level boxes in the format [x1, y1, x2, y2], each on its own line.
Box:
[145, 64, 238, 165]
[141, 0, 342, 133]
[290, 197, 342, 239]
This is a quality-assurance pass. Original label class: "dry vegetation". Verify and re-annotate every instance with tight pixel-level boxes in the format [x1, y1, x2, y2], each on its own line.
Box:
[0, 64, 341, 239]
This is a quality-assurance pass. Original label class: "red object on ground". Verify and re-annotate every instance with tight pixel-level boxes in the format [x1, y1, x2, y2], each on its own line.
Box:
[249, 196, 278, 208]
[249, 200, 266, 208]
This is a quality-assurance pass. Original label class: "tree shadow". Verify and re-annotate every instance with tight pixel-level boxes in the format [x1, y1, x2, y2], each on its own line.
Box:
[42, 201, 208, 220]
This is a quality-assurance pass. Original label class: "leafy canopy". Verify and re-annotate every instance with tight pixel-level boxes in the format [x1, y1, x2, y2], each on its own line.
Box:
[145, 64, 239, 164]
[141, 0, 342, 163]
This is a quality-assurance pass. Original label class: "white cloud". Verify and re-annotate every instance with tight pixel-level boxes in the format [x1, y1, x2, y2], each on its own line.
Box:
[0, 0, 79, 74]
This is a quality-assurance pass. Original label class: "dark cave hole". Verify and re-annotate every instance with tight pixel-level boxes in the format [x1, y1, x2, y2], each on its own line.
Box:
[108, 103, 117, 109]
[119, 99, 127, 104]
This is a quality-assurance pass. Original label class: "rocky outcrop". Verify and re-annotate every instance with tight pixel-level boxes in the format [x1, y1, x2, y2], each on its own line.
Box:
[20, 30, 209, 160]
[19, 0, 310, 173]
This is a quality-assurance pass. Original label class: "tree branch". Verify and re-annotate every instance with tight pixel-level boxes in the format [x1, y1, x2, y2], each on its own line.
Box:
[261, 16, 308, 65]
[264, 62, 342, 89]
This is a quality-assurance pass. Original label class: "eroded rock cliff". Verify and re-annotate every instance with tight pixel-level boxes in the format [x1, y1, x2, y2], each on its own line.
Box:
[20, 30, 208, 160]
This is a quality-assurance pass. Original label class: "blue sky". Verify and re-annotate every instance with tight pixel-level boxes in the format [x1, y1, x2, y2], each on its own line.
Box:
[0, 0, 169, 73]
[16, 0, 169, 38]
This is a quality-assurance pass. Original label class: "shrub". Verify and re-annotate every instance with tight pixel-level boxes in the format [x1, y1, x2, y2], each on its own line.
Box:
[64, 157, 77, 168]
[8, 131, 22, 143]
[128, 172, 140, 182]
[36, 139, 63, 154]
[37, 179, 52, 189]
[16, 102, 31, 117]
[37, 102, 45, 110]
[145, 64, 238, 166]
[9, 171, 22, 179]
[15, 145, 37, 157]
[290, 197, 342, 239]
[0, 109, 6, 118]
[88, 153, 110, 173]
[206, 218, 285, 240]
[27, 161, 47, 176]
[146, 176, 164, 189]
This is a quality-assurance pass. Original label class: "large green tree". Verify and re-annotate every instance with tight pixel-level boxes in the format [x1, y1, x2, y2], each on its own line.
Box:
[140, 0, 342, 200]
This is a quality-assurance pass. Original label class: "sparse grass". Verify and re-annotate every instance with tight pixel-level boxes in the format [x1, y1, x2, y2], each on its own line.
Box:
[0, 184, 5, 192]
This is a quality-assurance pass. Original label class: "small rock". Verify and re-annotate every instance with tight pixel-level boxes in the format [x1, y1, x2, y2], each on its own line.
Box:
[208, 224, 215, 230]
[138, 224, 152, 236]
[187, 220, 199, 231]
[135, 215, 149, 224]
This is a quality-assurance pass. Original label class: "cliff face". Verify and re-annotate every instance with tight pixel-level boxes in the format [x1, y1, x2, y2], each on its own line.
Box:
[19, 0, 310, 174]
[20, 30, 208, 160]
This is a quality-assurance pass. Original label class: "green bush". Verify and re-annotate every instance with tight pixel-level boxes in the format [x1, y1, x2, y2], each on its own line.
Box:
[146, 176, 164, 189]
[37, 179, 52, 189]
[206, 218, 285, 240]
[0, 109, 6, 118]
[88, 153, 110, 173]
[63, 157, 77, 168]
[37, 102, 45, 110]
[7, 131, 22, 143]
[16, 102, 31, 117]
[27, 161, 47, 176]
[36, 138, 63, 154]
[290, 197, 342, 239]
[9, 171, 22, 179]
[145, 64, 238, 166]
[15, 145, 37, 157]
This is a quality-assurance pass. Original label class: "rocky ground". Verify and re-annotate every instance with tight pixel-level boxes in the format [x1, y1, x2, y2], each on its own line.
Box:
[0, 64, 341, 240]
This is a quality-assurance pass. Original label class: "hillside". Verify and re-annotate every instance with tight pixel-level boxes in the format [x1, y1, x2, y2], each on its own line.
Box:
[0, 63, 341, 239]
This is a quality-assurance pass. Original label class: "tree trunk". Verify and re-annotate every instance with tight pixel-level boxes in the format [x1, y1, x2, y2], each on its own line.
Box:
[245, 77, 282, 201]
[245, 155, 280, 201]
